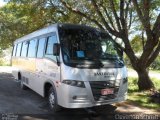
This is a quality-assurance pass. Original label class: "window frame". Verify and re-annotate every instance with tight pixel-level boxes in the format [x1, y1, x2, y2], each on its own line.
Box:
[15, 42, 22, 57]
[12, 44, 18, 57]
[36, 37, 46, 59]
[44, 33, 58, 61]
[21, 41, 29, 58]
[45, 35, 57, 55]
[27, 39, 38, 58]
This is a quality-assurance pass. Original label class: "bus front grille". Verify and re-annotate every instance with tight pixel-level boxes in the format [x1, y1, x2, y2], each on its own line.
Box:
[89, 81, 120, 101]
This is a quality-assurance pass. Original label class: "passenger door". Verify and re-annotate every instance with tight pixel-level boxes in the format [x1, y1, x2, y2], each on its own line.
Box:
[26, 39, 37, 88]
[34, 37, 46, 96]
[43, 34, 60, 83]
[35, 34, 60, 96]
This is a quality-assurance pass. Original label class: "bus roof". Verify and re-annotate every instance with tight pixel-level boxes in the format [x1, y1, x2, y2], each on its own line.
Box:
[14, 23, 105, 44]
[14, 24, 58, 44]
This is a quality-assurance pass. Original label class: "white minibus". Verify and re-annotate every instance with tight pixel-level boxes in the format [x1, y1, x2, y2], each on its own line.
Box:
[12, 24, 128, 112]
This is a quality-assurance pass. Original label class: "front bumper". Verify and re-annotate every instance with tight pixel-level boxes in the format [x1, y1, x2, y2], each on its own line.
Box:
[56, 81, 127, 108]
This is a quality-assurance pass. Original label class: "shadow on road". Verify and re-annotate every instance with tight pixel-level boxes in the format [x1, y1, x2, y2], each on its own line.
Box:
[18, 105, 118, 120]
[1, 71, 159, 120]
[0, 72, 118, 120]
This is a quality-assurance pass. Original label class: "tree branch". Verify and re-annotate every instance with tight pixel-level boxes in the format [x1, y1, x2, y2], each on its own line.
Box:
[143, 0, 151, 36]
[128, 8, 133, 30]
[146, 42, 160, 67]
[132, 0, 151, 37]
[125, 0, 131, 20]
[120, 0, 129, 36]
[132, 0, 155, 64]
[131, 0, 144, 26]
[153, 14, 160, 32]
[90, 0, 111, 29]
[120, 0, 125, 27]
[101, 5, 116, 31]
[142, 0, 150, 22]
[124, 0, 132, 30]
[109, 0, 122, 31]
[90, 0, 121, 37]
[113, 38, 125, 52]
[60, 0, 105, 30]
[152, 14, 160, 40]
[141, 30, 145, 51]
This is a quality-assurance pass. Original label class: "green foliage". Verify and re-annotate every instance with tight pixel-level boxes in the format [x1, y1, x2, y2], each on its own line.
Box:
[128, 92, 160, 110]
[130, 35, 145, 54]
[0, 1, 85, 49]
[150, 56, 160, 70]
[0, 48, 11, 66]
[128, 76, 160, 110]
[0, 2, 46, 48]
[124, 54, 132, 67]
[128, 77, 139, 93]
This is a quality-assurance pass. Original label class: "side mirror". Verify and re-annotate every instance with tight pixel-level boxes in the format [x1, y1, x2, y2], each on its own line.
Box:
[53, 43, 60, 56]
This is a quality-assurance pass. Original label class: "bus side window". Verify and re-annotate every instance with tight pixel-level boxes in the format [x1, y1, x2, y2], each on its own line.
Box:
[28, 39, 37, 58]
[12, 44, 17, 57]
[21, 41, 28, 57]
[16, 43, 22, 57]
[37, 38, 46, 58]
[45, 35, 57, 61]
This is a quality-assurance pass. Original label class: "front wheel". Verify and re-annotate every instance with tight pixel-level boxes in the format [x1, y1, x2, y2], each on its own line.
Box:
[48, 87, 61, 112]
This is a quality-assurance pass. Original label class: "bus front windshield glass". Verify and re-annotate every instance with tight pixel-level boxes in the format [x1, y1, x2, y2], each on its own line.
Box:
[58, 26, 123, 67]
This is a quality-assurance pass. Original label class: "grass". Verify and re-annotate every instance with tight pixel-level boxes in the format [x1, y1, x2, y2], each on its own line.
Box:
[150, 70, 160, 74]
[127, 75, 160, 111]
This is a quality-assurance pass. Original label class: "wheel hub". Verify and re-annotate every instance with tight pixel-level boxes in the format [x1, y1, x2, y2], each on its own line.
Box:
[49, 92, 55, 108]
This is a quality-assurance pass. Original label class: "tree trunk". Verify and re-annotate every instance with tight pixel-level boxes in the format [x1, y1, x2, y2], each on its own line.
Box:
[136, 68, 154, 91]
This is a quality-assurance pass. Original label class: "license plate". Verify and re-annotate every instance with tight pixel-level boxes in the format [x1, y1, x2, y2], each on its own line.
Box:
[101, 88, 114, 95]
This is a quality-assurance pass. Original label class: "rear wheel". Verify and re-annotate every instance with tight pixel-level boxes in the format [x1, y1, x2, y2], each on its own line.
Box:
[48, 87, 61, 112]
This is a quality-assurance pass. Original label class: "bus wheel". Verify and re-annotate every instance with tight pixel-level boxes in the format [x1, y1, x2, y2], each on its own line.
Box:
[48, 87, 61, 112]
[20, 80, 28, 90]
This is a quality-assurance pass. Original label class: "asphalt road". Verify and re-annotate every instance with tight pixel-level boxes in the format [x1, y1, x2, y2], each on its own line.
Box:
[0, 67, 159, 120]
[0, 67, 120, 120]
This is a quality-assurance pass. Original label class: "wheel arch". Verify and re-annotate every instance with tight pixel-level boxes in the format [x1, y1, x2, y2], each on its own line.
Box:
[44, 80, 56, 97]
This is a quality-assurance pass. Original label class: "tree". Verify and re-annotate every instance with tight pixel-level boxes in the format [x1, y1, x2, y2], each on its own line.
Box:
[0, 2, 47, 48]
[57, 0, 160, 91]
[2, 0, 160, 90]
[0, 0, 85, 48]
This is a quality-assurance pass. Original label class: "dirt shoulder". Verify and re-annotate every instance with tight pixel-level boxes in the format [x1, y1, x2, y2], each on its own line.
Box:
[115, 101, 160, 115]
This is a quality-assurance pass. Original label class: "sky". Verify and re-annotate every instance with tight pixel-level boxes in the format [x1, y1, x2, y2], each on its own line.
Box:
[0, 0, 7, 7]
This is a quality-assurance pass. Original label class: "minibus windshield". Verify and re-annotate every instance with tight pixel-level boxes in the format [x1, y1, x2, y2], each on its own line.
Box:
[58, 25, 123, 68]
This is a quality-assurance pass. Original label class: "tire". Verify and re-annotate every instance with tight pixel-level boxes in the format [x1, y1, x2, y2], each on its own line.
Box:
[20, 80, 28, 90]
[48, 87, 61, 112]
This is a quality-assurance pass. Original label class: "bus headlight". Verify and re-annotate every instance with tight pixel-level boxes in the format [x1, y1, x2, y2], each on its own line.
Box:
[62, 80, 85, 88]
